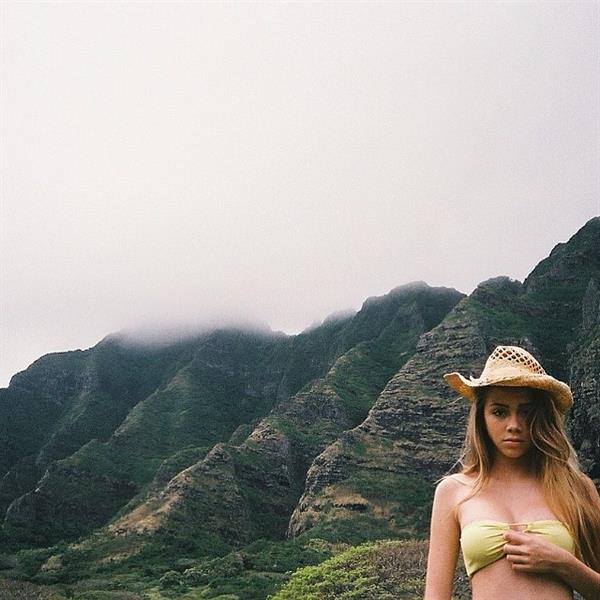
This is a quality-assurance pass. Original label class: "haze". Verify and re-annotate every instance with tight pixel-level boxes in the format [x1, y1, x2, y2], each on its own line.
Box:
[1, 1, 598, 387]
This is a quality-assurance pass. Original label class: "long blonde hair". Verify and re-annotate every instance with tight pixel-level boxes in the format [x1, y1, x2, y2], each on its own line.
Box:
[455, 385, 600, 572]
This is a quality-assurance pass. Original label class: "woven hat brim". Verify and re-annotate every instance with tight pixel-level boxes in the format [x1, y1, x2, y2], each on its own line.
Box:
[443, 372, 573, 412]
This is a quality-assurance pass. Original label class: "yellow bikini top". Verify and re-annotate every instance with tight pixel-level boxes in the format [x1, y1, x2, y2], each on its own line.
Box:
[460, 519, 575, 577]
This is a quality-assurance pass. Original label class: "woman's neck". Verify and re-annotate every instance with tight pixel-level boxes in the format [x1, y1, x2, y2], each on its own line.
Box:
[490, 453, 535, 482]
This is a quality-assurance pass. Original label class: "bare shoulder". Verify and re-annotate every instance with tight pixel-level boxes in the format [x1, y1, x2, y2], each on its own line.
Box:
[433, 473, 474, 511]
[445, 472, 476, 487]
[429, 476, 463, 531]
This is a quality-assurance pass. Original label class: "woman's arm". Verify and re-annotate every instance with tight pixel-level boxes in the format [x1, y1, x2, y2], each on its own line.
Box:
[503, 531, 600, 600]
[556, 552, 600, 600]
[558, 474, 600, 599]
[423, 476, 461, 600]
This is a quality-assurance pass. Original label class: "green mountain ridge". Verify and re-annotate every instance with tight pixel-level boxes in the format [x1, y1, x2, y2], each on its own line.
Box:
[0, 217, 598, 600]
[0, 323, 350, 546]
[289, 217, 600, 543]
[86, 283, 462, 559]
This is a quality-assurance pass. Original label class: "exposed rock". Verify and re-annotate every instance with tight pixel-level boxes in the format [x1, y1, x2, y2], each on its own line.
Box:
[288, 296, 490, 537]
[1, 325, 349, 546]
[568, 277, 600, 481]
[289, 220, 600, 540]
[73, 283, 463, 559]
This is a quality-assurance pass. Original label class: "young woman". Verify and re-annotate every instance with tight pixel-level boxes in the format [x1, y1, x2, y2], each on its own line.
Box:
[424, 345, 600, 600]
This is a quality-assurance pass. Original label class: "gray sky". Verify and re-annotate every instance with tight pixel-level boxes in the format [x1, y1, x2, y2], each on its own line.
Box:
[1, 1, 598, 388]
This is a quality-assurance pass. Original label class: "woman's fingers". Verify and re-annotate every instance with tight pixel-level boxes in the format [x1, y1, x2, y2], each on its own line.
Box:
[504, 542, 535, 569]
[503, 530, 529, 544]
[503, 543, 528, 555]
[506, 553, 529, 564]
[502, 531, 564, 574]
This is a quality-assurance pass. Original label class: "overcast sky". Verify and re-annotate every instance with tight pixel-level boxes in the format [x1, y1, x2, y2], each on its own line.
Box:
[1, 1, 598, 388]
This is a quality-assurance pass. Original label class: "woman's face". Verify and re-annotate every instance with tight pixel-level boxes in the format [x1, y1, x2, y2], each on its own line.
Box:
[483, 386, 534, 460]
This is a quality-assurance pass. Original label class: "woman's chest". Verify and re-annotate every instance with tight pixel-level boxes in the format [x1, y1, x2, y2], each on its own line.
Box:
[457, 482, 557, 526]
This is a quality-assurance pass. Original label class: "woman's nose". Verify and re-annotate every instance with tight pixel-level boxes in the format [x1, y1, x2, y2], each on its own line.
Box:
[507, 414, 523, 431]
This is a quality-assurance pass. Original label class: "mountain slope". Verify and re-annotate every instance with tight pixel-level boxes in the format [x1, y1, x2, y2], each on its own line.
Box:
[0, 321, 353, 546]
[288, 217, 600, 543]
[41, 283, 464, 566]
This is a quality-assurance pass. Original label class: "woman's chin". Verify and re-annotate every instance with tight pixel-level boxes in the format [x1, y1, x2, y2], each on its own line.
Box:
[495, 446, 532, 460]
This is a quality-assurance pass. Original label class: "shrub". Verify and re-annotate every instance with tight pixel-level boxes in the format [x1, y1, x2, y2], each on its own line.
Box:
[158, 570, 183, 589]
[268, 539, 470, 600]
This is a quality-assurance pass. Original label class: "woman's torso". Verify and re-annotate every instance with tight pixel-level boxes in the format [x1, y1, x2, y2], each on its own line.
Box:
[451, 472, 574, 600]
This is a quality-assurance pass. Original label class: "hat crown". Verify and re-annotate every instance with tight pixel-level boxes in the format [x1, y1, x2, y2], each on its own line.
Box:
[481, 345, 546, 379]
[445, 345, 573, 412]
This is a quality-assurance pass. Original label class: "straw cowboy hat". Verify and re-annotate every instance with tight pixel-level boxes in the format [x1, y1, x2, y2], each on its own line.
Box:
[443, 345, 573, 413]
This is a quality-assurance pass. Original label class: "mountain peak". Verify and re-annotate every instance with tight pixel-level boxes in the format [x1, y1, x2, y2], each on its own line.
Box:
[523, 216, 600, 294]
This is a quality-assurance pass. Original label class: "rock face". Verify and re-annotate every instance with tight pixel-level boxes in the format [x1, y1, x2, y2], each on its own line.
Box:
[288, 218, 600, 542]
[0, 325, 350, 546]
[0, 282, 463, 550]
[568, 277, 600, 482]
[287, 292, 499, 539]
[85, 283, 463, 559]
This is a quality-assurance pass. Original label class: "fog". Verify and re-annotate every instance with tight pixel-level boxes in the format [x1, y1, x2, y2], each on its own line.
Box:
[1, 1, 598, 387]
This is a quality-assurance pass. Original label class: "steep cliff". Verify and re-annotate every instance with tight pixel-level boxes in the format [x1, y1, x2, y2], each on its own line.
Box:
[568, 277, 600, 481]
[0, 322, 351, 546]
[288, 218, 600, 542]
[54, 283, 463, 564]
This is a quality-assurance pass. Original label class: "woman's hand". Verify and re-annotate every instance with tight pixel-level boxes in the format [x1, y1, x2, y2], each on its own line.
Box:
[502, 530, 569, 574]
[503, 529, 600, 599]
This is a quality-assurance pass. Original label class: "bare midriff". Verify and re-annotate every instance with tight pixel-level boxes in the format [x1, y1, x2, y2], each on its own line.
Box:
[470, 553, 573, 600]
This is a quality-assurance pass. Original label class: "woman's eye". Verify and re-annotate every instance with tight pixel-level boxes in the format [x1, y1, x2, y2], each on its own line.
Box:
[492, 409, 505, 417]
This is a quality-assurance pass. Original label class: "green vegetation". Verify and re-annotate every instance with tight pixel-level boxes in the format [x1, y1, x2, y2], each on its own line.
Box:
[2, 536, 466, 600]
[0, 331, 300, 547]
[0, 536, 341, 600]
[346, 472, 432, 533]
[328, 344, 402, 426]
[295, 471, 433, 547]
[268, 539, 469, 600]
[298, 515, 404, 547]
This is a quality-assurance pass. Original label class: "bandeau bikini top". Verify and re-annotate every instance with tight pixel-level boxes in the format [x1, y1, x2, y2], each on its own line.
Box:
[460, 519, 575, 577]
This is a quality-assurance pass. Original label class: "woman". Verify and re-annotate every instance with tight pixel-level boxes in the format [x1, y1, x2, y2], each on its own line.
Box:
[424, 345, 600, 600]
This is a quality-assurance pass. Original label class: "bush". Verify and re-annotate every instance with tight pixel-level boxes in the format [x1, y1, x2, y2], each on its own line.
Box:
[268, 539, 470, 600]
[184, 552, 245, 585]
[158, 570, 183, 589]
